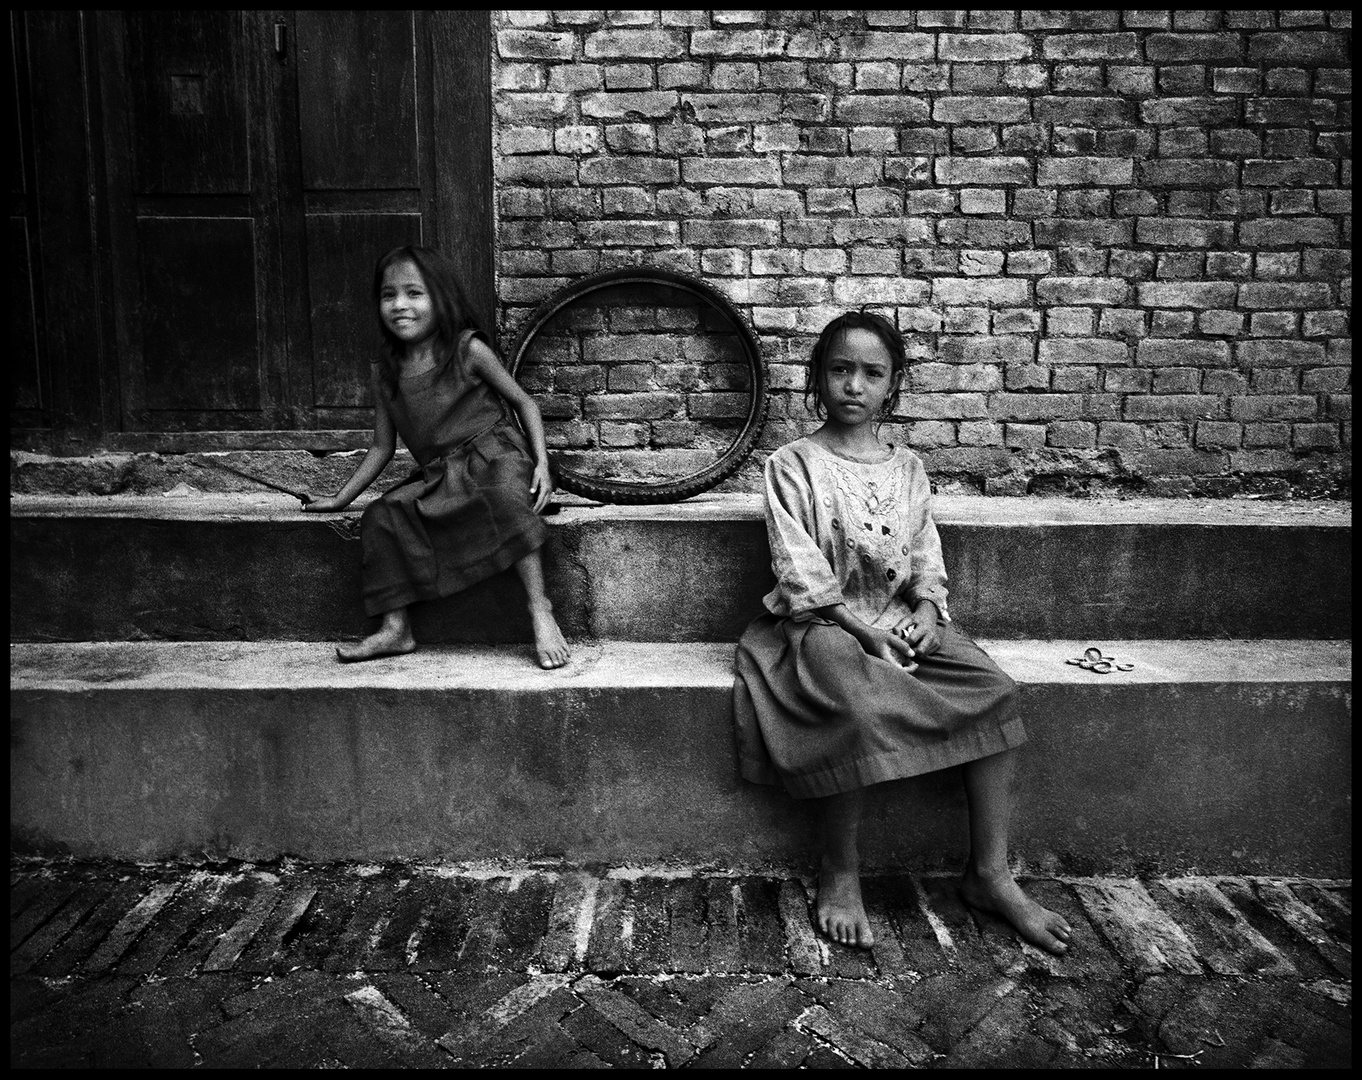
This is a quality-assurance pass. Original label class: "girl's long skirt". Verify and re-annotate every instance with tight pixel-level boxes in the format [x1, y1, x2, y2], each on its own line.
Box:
[732, 614, 1025, 799]
[360, 422, 547, 617]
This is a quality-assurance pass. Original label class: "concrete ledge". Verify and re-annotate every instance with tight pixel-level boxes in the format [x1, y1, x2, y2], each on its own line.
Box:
[10, 494, 1352, 643]
[11, 639, 1351, 875]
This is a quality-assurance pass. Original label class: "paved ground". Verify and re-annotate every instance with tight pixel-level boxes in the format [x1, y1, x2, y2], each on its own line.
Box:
[10, 859, 1351, 1069]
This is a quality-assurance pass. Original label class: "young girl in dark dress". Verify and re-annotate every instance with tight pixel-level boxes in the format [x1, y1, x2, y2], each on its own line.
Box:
[306, 246, 569, 670]
[733, 311, 1071, 954]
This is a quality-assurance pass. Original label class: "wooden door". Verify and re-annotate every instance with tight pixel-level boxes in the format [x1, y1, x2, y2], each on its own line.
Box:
[94, 9, 490, 435]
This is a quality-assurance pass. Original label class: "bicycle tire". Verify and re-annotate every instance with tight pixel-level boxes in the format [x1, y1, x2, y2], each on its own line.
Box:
[506, 266, 768, 504]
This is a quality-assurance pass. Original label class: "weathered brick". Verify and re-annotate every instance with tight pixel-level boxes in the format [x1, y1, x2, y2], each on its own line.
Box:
[1230, 395, 1320, 423]
[931, 279, 1031, 308]
[1301, 367, 1351, 393]
[1139, 159, 1238, 187]
[1135, 219, 1235, 248]
[1037, 157, 1135, 186]
[934, 158, 1032, 186]
[1145, 32, 1244, 62]
[1022, 11, 1120, 30]
[895, 393, 990, 419]
[988, 393, 1085, 421]
[1036, 278, 1131, 306]
[495, 92, 572, 124]
[1039, 339, 1129, 365]
[1135, 340, 1232, 367]
[832, 277, 931, 306]
[932, 96, 1032, 123]
[1152, 368, 1201, 393]
[583, 392, 684, 421]
[497, 30, 576, 60]
[1047, 420, 1097, 447]
[1124, 394, 1224, 421]
[1242, 159, 1338, 188]
[1138, 97, 1238, 124]
[1193, 421, 1242, 449]
[577, 219, 678, 246]
[1242, 422, 1291, 448]
[938, 33, 1030, 61]
[1291, 423, 1341, 450]
[1238, 283, 1333, 310]
[1236, 340, 1328, 369]
[1247, 31, 1349, 64]
[1033, 219, 1133, 246]
[1136, 282, 1238, 309]
[1238, 218, 1339, 248]
[1044, 33, 1139, 59]
[689, 29, 787, 56]
[936, 219, 1031, 248]
[1127, 448, 1226, 474]
[578, 157, 679, 185]
[581, 91, 679, 119]
[1034, 96, 1133, 126]
[1005, 421, 1048, 447]
[1049, 365, 1099, 393]
[833, 32, 935, 60]
[1250, 368, 1300, 394]
[910, 363, 1003, 392]
[833, 96, 931, 124]
[957, 420, 1005, 445]
[1103, 367, 1152, 393]
[681, 219, 780, 246]
[686, 392, 749, 419]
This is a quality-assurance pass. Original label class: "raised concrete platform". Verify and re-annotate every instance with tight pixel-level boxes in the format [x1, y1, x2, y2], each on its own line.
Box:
[11, 639, 1351, 875]
[11, 494, 1352, 643]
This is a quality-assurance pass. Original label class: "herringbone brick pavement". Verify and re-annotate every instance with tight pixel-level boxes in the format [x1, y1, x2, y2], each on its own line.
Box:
[10, 861, 1351, 1068]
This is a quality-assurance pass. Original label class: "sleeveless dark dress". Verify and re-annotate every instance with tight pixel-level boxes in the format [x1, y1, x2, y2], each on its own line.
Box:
[360, 330, 547, 616]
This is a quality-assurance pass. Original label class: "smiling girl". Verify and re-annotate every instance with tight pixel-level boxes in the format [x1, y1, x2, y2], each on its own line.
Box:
[305, 245, 569, 669]
[732, 310, 1071, 955]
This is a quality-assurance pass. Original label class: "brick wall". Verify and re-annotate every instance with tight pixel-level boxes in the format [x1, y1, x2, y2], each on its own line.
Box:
[491, 10, 1351, 497]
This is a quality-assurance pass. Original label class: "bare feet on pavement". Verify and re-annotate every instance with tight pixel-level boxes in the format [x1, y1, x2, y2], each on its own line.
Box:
[335, 626, 416, 663]
[531, 604, 570, 669]
[960, 866, 1072, 955]
[818, 860, 874, 948]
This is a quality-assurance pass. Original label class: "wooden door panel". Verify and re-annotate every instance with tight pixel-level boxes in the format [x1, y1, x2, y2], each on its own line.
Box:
[10, 217, 42, 410]
[126, 10, 250, 195]
[138, 216, 260, 410]
[306, 212, 422, 407]
[295, 11, 418, 191]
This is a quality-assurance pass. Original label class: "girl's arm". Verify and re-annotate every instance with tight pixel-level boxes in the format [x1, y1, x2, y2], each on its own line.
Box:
[815, 602, 918, 671]
[467, 338, 554, 513]
[304, 370, 398, 512]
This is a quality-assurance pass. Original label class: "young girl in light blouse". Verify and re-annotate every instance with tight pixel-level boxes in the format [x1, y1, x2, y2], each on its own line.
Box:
[733, 310, 1072, 954]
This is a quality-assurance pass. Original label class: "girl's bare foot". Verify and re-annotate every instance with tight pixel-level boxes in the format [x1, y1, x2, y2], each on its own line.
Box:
[530, 604, 570, 669]
[960, 866, 1072, 955]
[336, 626, 416, 663]
[817, 859, 874, 948]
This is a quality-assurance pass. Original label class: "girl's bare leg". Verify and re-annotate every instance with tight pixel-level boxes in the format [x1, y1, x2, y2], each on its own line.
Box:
[818, 788, 874, 948]
[336, 606, 416, 662]
[514, 550, 570, 669]
[959, 748, 1073, 954]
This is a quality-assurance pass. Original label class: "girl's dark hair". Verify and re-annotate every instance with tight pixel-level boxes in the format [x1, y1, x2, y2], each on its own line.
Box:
[803, 309, 908, 422]
[372, 245, 486, 397]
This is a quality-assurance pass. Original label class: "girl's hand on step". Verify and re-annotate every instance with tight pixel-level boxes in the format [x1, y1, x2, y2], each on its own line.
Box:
[530, 461, 554, 514]
[303, 495, 346, 513]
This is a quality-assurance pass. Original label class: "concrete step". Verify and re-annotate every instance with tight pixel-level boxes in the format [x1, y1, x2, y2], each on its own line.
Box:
[12, 639, 1351, 875]
[10, 494, 1352, 643]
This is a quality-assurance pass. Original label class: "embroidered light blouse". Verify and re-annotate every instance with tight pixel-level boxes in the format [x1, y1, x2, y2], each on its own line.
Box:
[761, 438, 951, 630]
